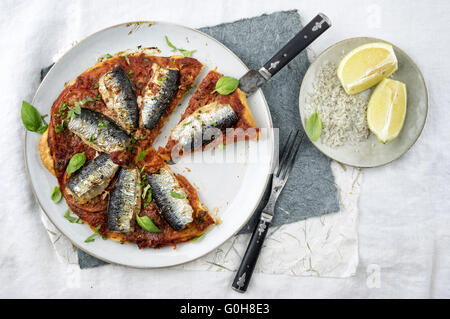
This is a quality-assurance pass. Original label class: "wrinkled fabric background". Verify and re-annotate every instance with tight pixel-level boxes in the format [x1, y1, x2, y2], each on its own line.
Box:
[1, 0, 449, 298]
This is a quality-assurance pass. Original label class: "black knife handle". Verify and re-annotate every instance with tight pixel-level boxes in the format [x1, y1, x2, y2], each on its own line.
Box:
[231, 212, 272, 293]
[262, 13, 331, 78]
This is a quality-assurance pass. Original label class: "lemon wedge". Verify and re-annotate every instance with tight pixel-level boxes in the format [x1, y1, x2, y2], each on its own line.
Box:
[367, 78, 407, 143]
[337, 42, 398, 95]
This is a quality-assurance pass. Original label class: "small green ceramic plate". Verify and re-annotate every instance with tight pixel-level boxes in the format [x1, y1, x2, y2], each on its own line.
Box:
[299, 37, 428, 168]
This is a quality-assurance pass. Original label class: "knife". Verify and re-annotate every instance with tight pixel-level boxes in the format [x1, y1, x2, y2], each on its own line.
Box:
[238, 13, 331, 95]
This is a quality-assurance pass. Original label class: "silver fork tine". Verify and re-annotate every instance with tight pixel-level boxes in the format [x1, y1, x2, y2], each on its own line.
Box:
[280, 133, 303, 181]
[276, 130, 300, 178]
[275, 130, 293, 176]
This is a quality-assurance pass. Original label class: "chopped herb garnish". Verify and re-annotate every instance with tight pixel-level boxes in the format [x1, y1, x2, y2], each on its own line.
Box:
[170, 191, 185, 199]
[218, 144, 226, 150]
[191, 234, 204, 242]
[60, 103, 68, 110]
[142, 185, 152, 208]
[211, 122, 217, 127]
[55, 122, 65, 133]
[128, 70, 133, 75]
[158, 76, 167, 82]
[182, 121, 192, 128]
[84, 225, 101, 243]
[96, 93, 101, 101]
[137, 150, 147, 162]
[80, 97, 94, 105]
[164, 36, 196, 57]
[123, 55, 130, 65]
[89, 135, 96, 142]
[185, 85, 193, 95]
[140, 165, 146, 173]
[142, 184, 151, 200]
[144, 193, 152, 207]
[127, 146, 134, 151]
[66, 152, 86, 175]
[51, 186, 62, 203]
[104, 53, 113, 59]
[98, 120, 108, 127]
[130, 137, 137, 144]
[64, 210, 83, 224]
[178, 48, 196, 57]
[136, 215, 161, 233]
[94, 83, 99, 89]
[165, 36, 177, 52]
[67, 104, 81, 120]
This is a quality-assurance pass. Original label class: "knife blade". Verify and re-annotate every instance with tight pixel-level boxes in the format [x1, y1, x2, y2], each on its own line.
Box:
[238, 13, 332, 95]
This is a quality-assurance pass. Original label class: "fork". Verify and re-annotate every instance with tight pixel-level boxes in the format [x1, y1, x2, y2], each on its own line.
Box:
[231, 130, 304, 293]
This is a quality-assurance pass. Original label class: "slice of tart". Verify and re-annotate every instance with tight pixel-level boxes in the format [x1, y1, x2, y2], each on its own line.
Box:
[159, 70, 259, 161]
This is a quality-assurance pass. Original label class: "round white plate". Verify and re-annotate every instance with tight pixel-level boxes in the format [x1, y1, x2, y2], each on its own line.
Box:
[25, 21, 274, 268]
[299, 37, 428, 167]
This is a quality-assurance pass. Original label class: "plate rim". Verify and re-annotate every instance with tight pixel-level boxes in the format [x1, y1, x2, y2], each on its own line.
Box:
[298, 36, 428, 168]
[24, 20, 275, 268]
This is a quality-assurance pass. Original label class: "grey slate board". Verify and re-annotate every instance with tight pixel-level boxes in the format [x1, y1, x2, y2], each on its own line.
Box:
[40, 10, 339, 268]
[198, 10, 339, 233]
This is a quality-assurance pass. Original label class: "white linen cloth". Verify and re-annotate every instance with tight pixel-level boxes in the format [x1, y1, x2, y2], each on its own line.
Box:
[1, 0, 449, 298]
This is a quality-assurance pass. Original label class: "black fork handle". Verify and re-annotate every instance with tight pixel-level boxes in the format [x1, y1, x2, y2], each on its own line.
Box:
[231, 212, 272, 293]
[261, 13, 331, 78]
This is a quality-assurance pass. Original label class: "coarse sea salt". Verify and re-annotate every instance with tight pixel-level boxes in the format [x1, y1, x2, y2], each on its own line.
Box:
[305, 62, 370, 147]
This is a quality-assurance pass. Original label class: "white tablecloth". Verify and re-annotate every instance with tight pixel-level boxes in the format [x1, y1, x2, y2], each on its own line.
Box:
[1, 0, 449, 298]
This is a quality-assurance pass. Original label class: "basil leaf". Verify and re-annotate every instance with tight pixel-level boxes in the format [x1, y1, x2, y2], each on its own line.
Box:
[165, 36, 177, 52]
[21, 101, 47, 133]
[84, 225, 101, 243]
[212, 76, 239, 95]
[137, 150, 147, 162]
[170, 191, 185, 199]
[66, 152, 86, 175]
[51, 186, 62, 203]
[136, 215, 161, 233]
[36, 124, 48, 134]
[305, 110, 322, 142]
[64, 210, 83, 224]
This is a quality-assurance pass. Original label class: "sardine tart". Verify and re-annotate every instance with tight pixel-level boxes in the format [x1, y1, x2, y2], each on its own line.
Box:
[41, 51, 221, 248]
